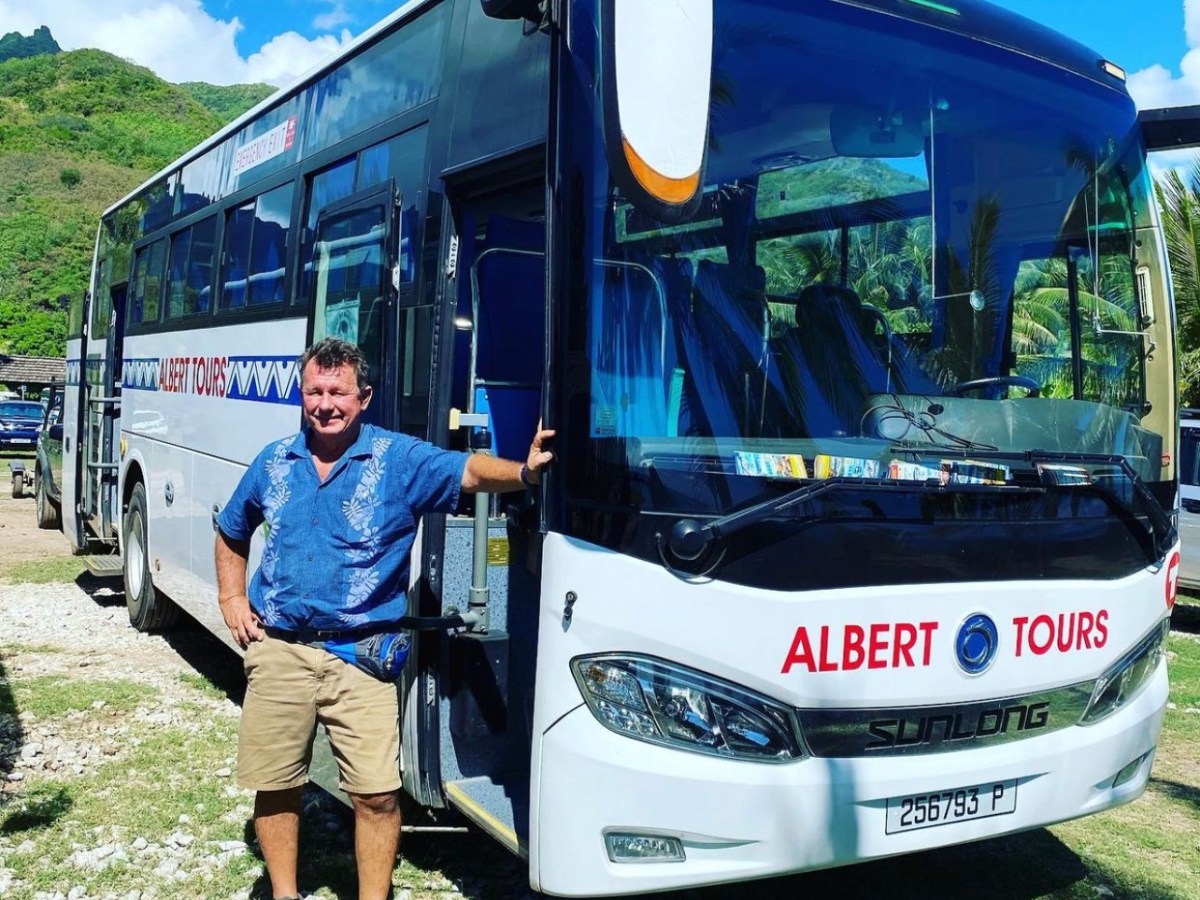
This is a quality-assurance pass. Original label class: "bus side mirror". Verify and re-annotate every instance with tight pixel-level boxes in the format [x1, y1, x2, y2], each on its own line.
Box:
[480, 0, 542, 20]
[600, 0, 713, 224]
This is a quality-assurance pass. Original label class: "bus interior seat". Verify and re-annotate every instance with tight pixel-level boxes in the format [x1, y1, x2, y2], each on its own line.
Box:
[686, 260, 781, 436]
[779, 283, 893, 435]
[472, 215, 545, 462]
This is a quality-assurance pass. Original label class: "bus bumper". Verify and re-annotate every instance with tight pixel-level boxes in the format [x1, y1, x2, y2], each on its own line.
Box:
[533, 665, 1167, 897]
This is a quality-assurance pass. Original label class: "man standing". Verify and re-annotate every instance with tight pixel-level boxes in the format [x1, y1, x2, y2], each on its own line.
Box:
[214, 337, 552, 900]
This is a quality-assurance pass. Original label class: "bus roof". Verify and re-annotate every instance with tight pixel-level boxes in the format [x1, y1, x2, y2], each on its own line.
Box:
[102, 0, 435, 219]
[839, 0, 1125, 90]
[103, 0, 1124, 221]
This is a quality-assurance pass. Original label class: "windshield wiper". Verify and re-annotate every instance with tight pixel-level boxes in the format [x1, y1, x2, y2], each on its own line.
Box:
[661, 475, 1043, 565]
[1019, 450, 1177, 561]
[891, 446, 1176, 558]
[659, 449, 1176, 575]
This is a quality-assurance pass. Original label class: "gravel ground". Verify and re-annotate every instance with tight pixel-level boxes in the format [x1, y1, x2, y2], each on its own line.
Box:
[0, 468, 527, 900]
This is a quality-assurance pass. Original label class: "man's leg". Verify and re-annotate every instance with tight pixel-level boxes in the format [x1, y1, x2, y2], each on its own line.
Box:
[318, 654, 403, 900]
[349, 791, 401, 900]
[254, 786, 304, 899]
[238, 637, 322, 900]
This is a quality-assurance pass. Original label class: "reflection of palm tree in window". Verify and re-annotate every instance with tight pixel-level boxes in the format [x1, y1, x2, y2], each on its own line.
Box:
[933, 196, 1001, 389]
[1012, 141, 1144, 408]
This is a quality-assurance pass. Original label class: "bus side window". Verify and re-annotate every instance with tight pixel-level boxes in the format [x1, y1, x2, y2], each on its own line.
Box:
[249, 184, 294, 305]
[167, 216, 218, 320]
[129, 240, 167, 326]
[221, 202, 255, 310]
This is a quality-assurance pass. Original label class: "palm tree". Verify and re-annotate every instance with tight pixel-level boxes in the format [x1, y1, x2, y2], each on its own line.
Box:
[1155, 157, 1200, 404]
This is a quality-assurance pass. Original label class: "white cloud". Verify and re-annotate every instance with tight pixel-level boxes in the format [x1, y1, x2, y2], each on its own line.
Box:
[1188, 0, 1200, 49]
[313, 1, 353, 31]
[1129, 0, 1200, 110]
[245, 28, 353, 86]
[0, 0, 354, 88]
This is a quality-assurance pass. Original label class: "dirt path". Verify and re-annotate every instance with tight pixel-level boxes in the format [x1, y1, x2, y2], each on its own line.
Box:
[0, 452, 63, 568]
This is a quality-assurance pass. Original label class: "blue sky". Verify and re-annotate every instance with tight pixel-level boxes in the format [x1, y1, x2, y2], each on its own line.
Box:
[0, 0, 1196, 101]
[990, 0, 1187, 75]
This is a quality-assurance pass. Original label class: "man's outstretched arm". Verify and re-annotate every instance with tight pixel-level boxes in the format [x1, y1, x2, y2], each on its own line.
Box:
[461, 426, 555, 493]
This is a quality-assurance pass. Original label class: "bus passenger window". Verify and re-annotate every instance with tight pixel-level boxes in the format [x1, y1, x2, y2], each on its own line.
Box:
[221, 202, 255, 309]
[167, 217, 217, 319]
[249, 183, 294, 305]
[129, 239, 167, 326]
[220, 183, 295, 310]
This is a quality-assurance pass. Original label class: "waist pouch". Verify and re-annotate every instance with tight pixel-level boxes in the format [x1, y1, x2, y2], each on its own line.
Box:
[321, 631, 411, 681]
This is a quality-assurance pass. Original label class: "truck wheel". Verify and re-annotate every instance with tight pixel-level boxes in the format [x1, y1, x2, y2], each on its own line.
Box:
[123, 482, 180, 631]
[35, 469, 61, 530]
[11, 472, 23, 499]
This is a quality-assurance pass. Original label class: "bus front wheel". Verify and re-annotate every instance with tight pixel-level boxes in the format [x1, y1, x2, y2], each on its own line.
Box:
[123, 482, 180, 631]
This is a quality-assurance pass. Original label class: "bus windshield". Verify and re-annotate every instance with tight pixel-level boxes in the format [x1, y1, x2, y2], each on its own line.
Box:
[561, 0, 1169, 548]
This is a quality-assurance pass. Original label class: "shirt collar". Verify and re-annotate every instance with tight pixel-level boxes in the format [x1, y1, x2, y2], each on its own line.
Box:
[286, 423, 378, 460]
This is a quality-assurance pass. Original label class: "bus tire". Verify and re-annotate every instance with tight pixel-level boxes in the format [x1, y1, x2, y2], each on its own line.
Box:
[35, 469, 60, 530]
[11, 472, 23, 499]
[123, 482, 180, 631]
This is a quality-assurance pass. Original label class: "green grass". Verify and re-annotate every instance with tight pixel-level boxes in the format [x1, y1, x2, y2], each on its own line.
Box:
[0, 556, 86, 585]
[176, 671, 235, 700]
[0, 704, 274, 899]
[0, 674, 147, 718]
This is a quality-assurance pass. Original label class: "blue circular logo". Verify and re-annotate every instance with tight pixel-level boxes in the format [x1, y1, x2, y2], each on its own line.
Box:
[956, 614, 998, 674]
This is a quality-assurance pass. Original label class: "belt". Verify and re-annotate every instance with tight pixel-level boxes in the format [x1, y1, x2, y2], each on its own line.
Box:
[265, 626, 385, 644]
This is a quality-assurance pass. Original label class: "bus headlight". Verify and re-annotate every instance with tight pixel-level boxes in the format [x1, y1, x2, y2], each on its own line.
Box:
[571, 655, 803, 762]
[1080, 620, 1168, 725]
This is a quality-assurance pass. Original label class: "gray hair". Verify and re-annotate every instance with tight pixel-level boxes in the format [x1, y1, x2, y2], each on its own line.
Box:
[298, 338, 370, 391]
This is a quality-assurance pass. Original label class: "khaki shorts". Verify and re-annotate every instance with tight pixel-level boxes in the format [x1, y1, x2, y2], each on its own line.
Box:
[238, 634, 402, 795]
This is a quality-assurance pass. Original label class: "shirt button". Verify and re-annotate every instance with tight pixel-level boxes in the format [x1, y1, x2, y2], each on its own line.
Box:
[312, 518, 319, 525]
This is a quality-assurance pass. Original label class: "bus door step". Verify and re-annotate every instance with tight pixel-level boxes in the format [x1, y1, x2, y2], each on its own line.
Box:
[83, 555, 123, 578]
[444, 775, 529, 858]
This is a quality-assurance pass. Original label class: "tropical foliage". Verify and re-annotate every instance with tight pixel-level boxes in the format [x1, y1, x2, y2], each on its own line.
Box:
[0, 47, 268, 357]
[1156, 158, 1200, 406]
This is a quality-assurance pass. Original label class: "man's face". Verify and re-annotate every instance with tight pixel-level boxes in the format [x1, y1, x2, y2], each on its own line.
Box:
[301, 360, 371, 443]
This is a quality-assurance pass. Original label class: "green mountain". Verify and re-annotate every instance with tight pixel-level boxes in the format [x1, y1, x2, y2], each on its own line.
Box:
[0, 49, 266, 357]
[0, 26, 61, 64]
[180, 82, 275, 122]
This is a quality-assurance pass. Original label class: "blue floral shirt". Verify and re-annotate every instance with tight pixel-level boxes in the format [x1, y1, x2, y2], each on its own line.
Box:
[217, 424, 469, 632]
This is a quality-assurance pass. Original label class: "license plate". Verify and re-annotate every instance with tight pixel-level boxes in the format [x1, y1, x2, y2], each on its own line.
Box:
[7, 438, 32, 444]
[885, 779, 1017, 834]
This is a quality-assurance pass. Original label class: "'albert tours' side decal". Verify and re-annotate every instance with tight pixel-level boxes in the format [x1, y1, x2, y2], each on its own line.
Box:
[122, 356, 301, 405]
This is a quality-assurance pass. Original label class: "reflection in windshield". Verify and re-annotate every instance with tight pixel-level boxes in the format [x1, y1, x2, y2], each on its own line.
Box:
[562, 0, 1170, 533]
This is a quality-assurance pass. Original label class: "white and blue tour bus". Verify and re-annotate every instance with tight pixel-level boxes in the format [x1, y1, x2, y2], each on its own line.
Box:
[58, 0, 1196, 894]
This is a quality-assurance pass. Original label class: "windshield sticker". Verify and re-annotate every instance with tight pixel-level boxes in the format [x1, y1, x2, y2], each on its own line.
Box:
[888, 460, 944, 482]
[593, 406, 617, 437]
[734, 452, 808, 479]
[814, 455, 881, 479]
[943, 460, 1011, 485]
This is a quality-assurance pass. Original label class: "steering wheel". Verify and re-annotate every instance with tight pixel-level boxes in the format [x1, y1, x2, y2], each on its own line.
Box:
[949, 375, 1041, 398]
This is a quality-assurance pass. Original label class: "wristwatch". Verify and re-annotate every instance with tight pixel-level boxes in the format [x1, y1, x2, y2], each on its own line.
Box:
[520, 463, 535, 487]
